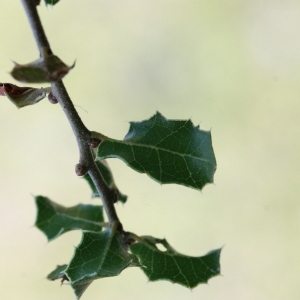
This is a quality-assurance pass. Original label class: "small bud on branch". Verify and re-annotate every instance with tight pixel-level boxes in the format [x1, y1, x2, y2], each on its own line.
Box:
[48, 92, 58, 104]
[75, 163, 88, 176]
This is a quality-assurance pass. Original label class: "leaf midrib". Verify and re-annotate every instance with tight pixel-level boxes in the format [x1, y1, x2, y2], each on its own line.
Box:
[103, 138, 214, 165]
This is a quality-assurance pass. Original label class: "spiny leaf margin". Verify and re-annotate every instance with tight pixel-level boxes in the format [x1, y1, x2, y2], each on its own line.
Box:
[130, 236, 222, 288]
[47, 264, 68, 281]
[11, 55, 74, 83]
[35, 196, 103, 241]
[64, 227, 140, 299]
[97, 111, 216, 191]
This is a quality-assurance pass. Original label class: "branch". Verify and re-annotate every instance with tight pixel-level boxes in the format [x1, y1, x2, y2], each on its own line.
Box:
[20, 0, 120, 228]
[21, 0, 52, 56]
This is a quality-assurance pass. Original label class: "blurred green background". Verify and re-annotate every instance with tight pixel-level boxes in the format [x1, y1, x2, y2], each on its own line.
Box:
[1, 0, 300, 299]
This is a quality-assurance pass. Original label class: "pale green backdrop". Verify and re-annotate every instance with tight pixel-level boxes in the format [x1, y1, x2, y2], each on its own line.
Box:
[0, 1, 299, 299]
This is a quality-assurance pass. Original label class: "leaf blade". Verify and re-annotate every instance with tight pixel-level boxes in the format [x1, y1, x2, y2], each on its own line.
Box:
[11, 55, 74, 83]
[130, 236, 221, 288]
[35, 196, 103, 241]
[97, 112, 216, 190]
[0, 83, 48, 108]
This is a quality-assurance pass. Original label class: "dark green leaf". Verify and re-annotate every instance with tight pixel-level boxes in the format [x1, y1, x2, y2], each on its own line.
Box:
[0, 83, 49, 108]
[97, 112, 216, 191]
[44, 0, 60, 5]
[35, 196, 103, 241]
[64, 228, 140, 299]
[83, 160, 127, 203]
[130, 236, 221, 288]
[47, 264, 68, 281]
[11, 55, 74, 83]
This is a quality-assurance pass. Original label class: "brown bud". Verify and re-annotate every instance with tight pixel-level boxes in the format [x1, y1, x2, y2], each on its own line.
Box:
[48, 92, 58, 104]
[75, 163, 88, 176]
[89, 138, 101, 148]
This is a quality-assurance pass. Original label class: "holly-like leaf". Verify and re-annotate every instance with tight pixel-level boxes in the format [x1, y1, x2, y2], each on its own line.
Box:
[0, 83, 49, 108]
[130, 236, 221, 288]
[83, 160, 127, 203]
[64, 228, 140, 299]
[97, 112, 216, 190]
[35, 196, 103, 241]
[11, 55, 74, 83]
[44, 0, 60, 5]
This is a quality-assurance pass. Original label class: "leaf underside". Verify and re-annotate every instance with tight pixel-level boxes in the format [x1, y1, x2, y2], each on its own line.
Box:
[35, 196, 103, 241]
[0, 83, 47, 108]
[97, 112, 216, 190]
[130, 236, 221, 288]
[64, 229, 140, 299]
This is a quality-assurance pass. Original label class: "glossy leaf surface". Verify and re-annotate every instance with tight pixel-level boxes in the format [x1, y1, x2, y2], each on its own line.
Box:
[97, 112, 216, 190]
[35, 196, 103, 241]
[65, 228, 140, 299]
[130, 236, 221, 288]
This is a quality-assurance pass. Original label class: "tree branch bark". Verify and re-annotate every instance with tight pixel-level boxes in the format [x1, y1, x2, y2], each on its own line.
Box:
[20, 0, 120, 228]
[21, 0, 52, 56]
